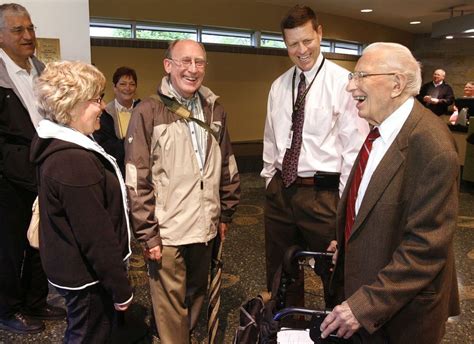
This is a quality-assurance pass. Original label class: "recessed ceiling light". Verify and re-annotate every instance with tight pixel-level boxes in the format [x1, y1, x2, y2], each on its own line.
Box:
[361, 9, 373, 13]
[464, 29, 474, 33]
[410, 21, 421, 25]
[446, 35, 454, 39]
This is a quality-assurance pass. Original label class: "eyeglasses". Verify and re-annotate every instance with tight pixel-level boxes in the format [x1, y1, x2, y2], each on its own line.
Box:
[168, 57, 207, 69]
[90, 93, 105, 104]
[348, 71, 397, 82]
[6, 25, 37, 35]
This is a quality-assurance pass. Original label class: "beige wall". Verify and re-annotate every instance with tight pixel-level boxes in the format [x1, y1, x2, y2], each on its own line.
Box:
[90, 1, 413, 142]
[16, 0, 90, 61]
[91, 47, 357, 142]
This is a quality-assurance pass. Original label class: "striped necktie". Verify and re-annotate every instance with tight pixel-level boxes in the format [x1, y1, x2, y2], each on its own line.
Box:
[344, 127, 380, 245]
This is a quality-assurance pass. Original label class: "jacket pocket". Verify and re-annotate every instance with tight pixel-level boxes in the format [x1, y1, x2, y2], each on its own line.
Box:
[414, 290, 437, 302]
[2, 143, 35, 188]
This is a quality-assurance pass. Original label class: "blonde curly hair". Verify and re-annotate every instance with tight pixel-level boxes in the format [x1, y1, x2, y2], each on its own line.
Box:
[35, 61, 106, 125]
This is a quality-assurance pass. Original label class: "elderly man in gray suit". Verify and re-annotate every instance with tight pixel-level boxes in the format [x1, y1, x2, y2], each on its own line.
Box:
[321, 42, 460, 343]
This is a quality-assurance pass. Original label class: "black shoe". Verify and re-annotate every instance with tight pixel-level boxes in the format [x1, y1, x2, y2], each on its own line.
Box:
[0, 312, 45, 334]
[23, 304, 66, 320]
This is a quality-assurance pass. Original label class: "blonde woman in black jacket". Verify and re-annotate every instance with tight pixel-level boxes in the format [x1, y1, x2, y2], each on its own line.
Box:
[30, 61, 132, 343]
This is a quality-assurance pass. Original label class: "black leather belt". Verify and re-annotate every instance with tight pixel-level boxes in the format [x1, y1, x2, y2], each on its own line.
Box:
[276, 169, 340, 189]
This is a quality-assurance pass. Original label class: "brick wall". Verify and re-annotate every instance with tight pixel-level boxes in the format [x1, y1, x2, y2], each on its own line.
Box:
[412, 34, 474, 97]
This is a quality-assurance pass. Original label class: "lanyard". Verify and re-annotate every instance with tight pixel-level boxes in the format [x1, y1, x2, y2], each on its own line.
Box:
[291, 57, 326, 116]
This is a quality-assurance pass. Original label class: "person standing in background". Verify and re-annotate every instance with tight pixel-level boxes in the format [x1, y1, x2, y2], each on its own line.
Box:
[416, 68, 455, 116]
[94, 66, 140, 175]
[449, 81, 474, 124]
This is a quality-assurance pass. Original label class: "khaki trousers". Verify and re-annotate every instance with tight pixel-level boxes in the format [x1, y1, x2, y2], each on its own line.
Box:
[148, 241, 213, 344]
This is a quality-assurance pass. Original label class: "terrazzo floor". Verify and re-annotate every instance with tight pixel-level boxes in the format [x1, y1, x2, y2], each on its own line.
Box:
[0, 173, 472, 343]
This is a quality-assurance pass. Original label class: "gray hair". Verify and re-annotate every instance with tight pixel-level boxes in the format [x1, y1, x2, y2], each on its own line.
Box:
[363, 42, 422, 96]
[0, 3, 30, 28]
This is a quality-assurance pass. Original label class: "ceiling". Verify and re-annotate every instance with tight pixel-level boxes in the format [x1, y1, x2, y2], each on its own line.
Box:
[259, 0, 474, 35]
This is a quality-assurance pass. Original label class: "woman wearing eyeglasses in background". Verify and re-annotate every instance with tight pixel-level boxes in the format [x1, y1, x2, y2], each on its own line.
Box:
[30, 61, 133, 343]
[94, 66, 140, 175]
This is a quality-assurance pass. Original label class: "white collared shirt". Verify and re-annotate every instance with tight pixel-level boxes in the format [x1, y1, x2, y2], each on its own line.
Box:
[0, 49, 42, 128]
[114, 98, 134, 113]
[355, 97, 414, 213]
[262, 53, 369, 195]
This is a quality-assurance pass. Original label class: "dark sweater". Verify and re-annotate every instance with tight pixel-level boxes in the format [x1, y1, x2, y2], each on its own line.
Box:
[416, 82, 455, 116]
[94, 99, 140, 175]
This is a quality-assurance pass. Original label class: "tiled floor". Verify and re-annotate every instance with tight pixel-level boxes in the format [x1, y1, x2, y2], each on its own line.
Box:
[0, 173, 472, 343]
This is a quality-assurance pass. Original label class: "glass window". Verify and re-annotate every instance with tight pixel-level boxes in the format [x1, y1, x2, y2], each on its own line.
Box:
[201, 28, 252, 46]
[321, 40, 331, 53]
[136, 24, 197, 41]
[90, 22, 132, 38]
[89, 18, 362, 57]
[334, 41, 360, 55]
[260, 33, 286, 49]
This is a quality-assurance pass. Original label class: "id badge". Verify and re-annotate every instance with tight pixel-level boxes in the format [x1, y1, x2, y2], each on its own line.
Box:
[286, 130, 293, 149]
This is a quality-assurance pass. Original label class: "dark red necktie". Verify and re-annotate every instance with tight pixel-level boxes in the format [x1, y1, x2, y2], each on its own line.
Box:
[282, 73, 306, 187]
[344, 128, 380, 245]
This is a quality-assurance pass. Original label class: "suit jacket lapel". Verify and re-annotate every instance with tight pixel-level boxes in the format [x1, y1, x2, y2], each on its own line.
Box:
[350, 145, 404, 236]
[346, 102, 425, 241]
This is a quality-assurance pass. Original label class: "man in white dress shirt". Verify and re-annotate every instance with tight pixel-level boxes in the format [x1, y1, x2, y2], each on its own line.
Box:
[261, 4, 368, 307]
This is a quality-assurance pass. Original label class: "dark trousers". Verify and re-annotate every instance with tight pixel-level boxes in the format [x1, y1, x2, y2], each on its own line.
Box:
[264, 173, 338, 308]
[0, 177, 48, 318]
[57, 284, 115, 344]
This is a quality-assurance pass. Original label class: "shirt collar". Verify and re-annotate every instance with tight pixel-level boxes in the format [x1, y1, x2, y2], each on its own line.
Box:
[0, 48, 34, 75]
[433, 81, 444, 87]
[377, 97, 414, 144]
[114, 98, 134, 112]
[167, 78, 198, 105]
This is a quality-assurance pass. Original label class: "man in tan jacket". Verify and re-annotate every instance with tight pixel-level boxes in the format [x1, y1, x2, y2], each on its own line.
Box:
[125, 39, 240, 344]
[321, 42, 460, 343]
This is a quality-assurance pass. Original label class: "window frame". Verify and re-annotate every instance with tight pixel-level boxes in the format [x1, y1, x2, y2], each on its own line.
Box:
[89, 18, 362, 58]
[135, 22, 197, 41]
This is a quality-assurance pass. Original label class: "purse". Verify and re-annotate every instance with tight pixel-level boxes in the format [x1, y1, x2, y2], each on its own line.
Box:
[27, 196, 40, 249]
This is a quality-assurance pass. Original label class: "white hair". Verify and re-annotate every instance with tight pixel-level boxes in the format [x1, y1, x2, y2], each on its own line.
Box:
[363, 42, 422, 96]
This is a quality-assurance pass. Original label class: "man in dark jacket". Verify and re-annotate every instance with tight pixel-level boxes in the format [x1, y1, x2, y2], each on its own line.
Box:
[0, 3, 64, 334]
[416, 68, 455, 116]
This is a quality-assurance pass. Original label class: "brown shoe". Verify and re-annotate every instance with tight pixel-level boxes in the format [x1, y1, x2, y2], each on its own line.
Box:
[0, 312, 45, 334]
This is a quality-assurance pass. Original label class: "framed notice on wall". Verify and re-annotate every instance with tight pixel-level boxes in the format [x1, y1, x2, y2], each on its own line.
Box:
[36, 38, 61, 64]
